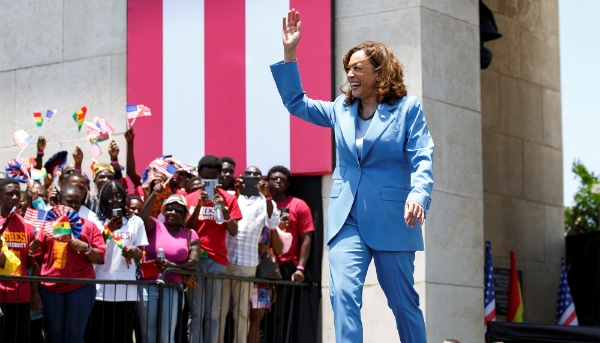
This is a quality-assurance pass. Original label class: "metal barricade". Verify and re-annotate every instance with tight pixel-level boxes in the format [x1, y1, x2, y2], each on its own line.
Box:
[0, 270, 317, 343]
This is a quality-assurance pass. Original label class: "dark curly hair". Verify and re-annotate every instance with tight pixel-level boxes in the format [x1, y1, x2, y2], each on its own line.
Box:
[341, 41, 407, 105]
[198, 155, 222, 174]
[267, 165, 292, 181]
[97, 180, 129, 221]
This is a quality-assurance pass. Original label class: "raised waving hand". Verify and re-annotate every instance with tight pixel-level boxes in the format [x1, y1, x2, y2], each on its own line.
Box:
[282, 9, 301, 62]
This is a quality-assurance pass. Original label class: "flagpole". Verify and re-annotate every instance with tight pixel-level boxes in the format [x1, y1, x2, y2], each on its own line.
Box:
[16, 135, 36, 158]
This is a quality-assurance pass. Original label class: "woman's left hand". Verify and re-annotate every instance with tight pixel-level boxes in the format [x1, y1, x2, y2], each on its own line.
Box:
[404, 201, 424, 227]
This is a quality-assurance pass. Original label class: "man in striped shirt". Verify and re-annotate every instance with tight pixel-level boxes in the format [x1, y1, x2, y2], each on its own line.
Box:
[219, 166, 280, 343]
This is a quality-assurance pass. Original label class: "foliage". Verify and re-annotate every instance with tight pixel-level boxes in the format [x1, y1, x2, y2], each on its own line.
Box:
[564, 161, 600, 235]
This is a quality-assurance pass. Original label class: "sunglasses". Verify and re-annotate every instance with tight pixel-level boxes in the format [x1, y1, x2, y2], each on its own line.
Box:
[269, 176, 287, 183]
[165, 206, 186, 214]
[244, 171, 261, 177]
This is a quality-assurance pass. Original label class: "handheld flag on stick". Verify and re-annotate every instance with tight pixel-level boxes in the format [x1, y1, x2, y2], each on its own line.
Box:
[72, 107, 87, 132]
[506, 250, 525, 323]
[85, 117, 116, 157]
[126, 104, 152, 128]
[24, 207, 49, 231]
[556, 258, 578, 325]
[45, 109, 56, 123]
[42, 109, 57, 135]
[13, 129, 34, 151]
[33, 112, 43, 127]
[484, 241, 496, 333]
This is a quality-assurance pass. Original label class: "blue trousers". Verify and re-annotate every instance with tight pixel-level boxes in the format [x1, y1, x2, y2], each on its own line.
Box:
[329, 225, 427, 343]
[137, 284, 180, 343]
[187, 257, 227, 343]
[40, 284, 95, 343]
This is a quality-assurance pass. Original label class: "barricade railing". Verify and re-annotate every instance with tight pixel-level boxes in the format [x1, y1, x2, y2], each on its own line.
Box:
[0, 269, 317, 343]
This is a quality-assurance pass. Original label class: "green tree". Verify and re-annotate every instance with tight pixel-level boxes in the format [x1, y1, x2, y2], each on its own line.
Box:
[565, 161, 600, 235]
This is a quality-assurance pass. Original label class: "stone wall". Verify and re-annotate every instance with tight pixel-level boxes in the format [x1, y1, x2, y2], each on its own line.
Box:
[481, 0, 563, 323]
[0, 0, 128, 188]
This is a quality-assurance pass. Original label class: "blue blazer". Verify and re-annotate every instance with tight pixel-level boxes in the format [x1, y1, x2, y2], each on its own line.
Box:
[271, 61, 434, 251]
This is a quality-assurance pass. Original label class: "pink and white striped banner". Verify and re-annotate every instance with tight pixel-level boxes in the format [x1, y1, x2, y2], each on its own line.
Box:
[127, 0, 332, 177]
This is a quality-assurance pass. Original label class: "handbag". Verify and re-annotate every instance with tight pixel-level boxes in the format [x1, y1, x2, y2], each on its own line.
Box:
[256, 250, 282, 280]
[183, 230, 199, 290]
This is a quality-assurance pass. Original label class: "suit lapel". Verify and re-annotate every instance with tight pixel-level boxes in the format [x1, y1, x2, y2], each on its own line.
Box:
[361, 102, 398, 161]
[340, 101, 359, 163]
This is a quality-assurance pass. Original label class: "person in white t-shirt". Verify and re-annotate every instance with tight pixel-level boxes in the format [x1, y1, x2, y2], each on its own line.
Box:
[85, 180, 148, 343]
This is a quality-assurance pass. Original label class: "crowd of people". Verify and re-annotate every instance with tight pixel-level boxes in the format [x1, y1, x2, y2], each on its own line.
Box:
[0, 126, 315, 343]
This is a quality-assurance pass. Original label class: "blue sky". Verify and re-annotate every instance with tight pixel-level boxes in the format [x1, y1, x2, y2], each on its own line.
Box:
[560, 0, 600, 206]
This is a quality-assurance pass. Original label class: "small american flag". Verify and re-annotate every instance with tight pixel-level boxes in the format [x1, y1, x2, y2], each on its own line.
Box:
[45, 109, 57, 123]
[24, 207, 49, 231]
[126, 104, 152, 120]
[13, 129, 34, 150]
[556, 258, 578, 325]
[484, 241, 496, 333]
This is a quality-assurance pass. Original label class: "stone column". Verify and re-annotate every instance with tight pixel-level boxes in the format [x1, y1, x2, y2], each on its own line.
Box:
[321, 1, 483, 342]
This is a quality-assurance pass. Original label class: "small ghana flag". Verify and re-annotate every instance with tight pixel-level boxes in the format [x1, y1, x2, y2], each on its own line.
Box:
[103, 228, 123, 249]
[33, 112, 43, 127]
[72, 107, 87, 132]
[52, 215, 72, 236]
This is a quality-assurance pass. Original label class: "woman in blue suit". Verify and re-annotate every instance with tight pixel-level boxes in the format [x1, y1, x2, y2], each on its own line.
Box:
[270, 9, 434, 343]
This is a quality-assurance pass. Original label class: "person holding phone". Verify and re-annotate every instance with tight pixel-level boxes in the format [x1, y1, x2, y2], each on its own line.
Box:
[219, 166, 280, 343]
[270, 9, 434, 343]
[85, 180, 148, 343]
[139, 187, 200, 343]
[185, 155, 242, 343]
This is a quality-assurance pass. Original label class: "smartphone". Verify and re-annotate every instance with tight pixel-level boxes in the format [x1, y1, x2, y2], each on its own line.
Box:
[112, 208, 123, 218]
[281, 208, 289, 222]
[202, 179, 218, 200]
[240, 176, 260, 196]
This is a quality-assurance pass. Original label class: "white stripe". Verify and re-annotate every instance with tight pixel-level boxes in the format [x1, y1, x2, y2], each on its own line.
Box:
[163, 0, 205, 165]
[245, 0, 291, 172]
[558, 303, 576, 325]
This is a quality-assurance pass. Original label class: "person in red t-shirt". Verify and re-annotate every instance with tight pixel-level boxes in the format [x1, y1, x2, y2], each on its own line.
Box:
[185, 155, 242, 343]
[0, 178, 40, 343]
[265, 165, 314, 343]
[36, 184, 105, 343]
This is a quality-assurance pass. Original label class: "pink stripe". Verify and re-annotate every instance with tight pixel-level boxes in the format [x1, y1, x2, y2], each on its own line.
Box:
[204, 0, 246, 175]
[289, 0, 332, 175]
[127, 0, 163, 174]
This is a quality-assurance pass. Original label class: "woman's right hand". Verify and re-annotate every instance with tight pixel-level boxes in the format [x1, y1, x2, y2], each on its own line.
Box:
[106, 216, 124, 232]
[282, 9, 301, 61]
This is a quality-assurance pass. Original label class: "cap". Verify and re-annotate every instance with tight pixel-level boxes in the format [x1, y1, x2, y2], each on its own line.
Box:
[161, 194, 188, 213]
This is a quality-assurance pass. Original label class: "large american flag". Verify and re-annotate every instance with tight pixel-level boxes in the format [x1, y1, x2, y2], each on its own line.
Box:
[556, 258, 578, 326]
[127, 0, 332, 177]
[484, 241, 496, 333]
